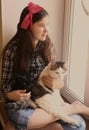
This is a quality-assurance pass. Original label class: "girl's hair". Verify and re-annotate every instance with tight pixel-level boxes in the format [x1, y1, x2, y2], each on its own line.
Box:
[3, 6, 55, 73]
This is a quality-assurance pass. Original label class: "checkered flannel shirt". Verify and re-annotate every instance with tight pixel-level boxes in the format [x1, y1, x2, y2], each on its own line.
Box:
[1, 41, 56, 103]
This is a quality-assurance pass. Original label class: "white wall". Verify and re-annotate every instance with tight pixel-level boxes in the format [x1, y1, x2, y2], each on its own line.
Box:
[1, 0, 65, 60]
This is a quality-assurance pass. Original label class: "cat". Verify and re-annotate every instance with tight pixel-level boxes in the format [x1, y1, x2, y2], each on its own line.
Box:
[30, 61, 79, 125]
[6, 61, 78, 125]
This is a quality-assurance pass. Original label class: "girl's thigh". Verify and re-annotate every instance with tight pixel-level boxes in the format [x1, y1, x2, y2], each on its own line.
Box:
[7, 108, 59, 129]
[27, 108, 59, 129]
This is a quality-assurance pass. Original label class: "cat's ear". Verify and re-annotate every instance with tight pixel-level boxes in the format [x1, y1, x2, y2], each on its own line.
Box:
[42, 62, 52, 73]
[62, 62, 68, 76]
[47, 62, 52, 69]
[63, 62, 69, 70]
[48, 62, 56, 70]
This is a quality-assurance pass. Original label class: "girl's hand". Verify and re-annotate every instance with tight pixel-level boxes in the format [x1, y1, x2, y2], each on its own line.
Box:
[41, 75, 64, 89]
[6, 89, 31, 101]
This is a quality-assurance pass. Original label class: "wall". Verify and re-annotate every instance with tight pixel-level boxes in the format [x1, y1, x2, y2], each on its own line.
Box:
[1, 0, 65, 60]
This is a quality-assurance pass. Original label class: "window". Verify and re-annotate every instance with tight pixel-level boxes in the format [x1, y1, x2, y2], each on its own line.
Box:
[61, 0, 89, 105]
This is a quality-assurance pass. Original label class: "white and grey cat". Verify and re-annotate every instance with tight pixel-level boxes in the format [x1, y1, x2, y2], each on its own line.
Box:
[30, 61, 79, 125]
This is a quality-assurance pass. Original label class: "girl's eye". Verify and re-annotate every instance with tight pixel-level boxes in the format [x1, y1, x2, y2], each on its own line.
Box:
[39, 23, 49, 27]
[39, 24, 44, 27]
[55, 72, 59, 74]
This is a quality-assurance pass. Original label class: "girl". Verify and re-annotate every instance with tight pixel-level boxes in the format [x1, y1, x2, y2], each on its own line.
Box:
[1, 2, 86, 130]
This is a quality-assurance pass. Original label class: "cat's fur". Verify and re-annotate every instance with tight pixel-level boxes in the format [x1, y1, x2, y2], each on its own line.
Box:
[31, 61, 78, 125]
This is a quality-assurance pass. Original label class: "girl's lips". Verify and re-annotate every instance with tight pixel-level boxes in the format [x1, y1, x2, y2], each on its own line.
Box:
[42, 34, 47, 37]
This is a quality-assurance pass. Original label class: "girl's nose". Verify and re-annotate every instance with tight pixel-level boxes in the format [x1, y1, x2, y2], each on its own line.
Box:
[44, 26, 48, 32]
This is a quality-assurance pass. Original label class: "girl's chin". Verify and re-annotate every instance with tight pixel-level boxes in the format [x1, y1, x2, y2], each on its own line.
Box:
[40, 39, 46, 41]
[40, 37, 47, 41]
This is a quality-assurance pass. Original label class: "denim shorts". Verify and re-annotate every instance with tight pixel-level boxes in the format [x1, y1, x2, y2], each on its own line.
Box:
[7, 108, 34, 130]
[7, 108, 86, 130]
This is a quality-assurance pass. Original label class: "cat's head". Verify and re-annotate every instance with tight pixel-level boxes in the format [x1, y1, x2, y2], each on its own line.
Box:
[40, 61, 68, 80]
[48, 61, 68, 79]
[39, 61, 68, 92]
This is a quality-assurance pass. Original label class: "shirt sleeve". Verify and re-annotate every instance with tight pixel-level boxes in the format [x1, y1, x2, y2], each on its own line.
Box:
[1, 43, 16, 93]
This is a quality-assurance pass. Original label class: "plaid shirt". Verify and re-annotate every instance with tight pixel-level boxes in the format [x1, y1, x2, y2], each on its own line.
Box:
[1, 41, 56, 102]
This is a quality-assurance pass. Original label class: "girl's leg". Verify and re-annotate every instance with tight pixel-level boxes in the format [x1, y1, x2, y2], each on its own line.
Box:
[4, 121, 63, 130]
[27, 105, 86, 130]
[58, 115, 86, 130]
[4, 115, 86, 130]
[27, 108, 62, 129]
[7, 107, 62, 130]
[29, 113, 86, 130]
[6, 103, 86, 130]
[65, 101, 89, 116]
[30, 123, 63, 130]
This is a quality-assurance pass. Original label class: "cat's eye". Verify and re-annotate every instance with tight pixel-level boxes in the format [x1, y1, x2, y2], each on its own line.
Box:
[55, 72, 59, 74]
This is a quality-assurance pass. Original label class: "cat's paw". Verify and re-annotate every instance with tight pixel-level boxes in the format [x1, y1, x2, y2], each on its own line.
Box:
[69, 119, 78, 125]
[69, 118, 81, 126]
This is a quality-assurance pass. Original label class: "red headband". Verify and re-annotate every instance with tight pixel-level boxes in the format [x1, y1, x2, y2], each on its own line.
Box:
[21, 2, 43, 30]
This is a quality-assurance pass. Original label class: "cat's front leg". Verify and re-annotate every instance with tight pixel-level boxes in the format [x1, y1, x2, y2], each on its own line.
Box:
[28, 99, 38, 108]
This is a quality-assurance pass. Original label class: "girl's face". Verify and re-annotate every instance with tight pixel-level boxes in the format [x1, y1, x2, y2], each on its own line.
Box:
[32, 15, 49, 44]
